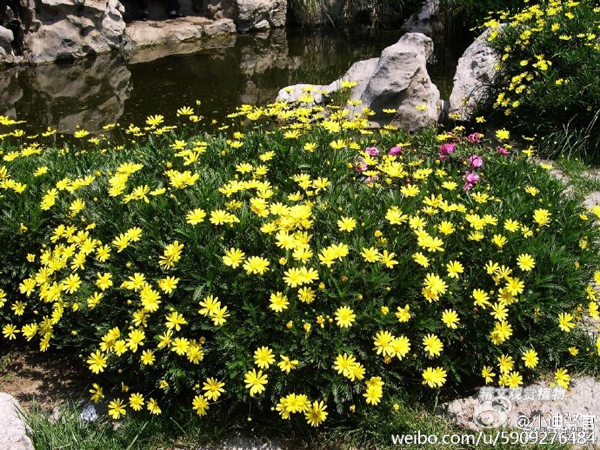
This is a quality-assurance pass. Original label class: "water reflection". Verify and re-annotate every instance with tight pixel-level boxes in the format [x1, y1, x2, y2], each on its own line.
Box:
[1, 28, 462, 135]
[0, 55, 132, 134]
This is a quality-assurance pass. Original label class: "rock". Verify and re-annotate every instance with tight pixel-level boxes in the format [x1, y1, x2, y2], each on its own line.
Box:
[202, 0, 236, 20]
[277, 33, 440, 131]
[439, 376, 600, 437]
[22, 0, 126, 64]
[360, 32, 439, 130]
[123, 17, 235, 51]
[0, 26, 14, 55]
[276, 58, 378, 104]
[0, 393, 34, 450]
[400, 0, 439, 36]
[449, 27, 500, 121]
[234, 0, 287, 32]
[276, 84, 328, 104]
[584, 192, 600, 209]
[326, 58, 379, 100]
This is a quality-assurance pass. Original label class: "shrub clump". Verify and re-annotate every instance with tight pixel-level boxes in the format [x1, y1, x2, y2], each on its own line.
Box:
[483, 0, 600, 155]
[0, 105, 599, 427]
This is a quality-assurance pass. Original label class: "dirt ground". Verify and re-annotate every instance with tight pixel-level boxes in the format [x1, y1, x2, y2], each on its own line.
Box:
[0, 343, 90, 411]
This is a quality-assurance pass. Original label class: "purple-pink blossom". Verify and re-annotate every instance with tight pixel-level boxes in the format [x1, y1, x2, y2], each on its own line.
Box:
[463, 172, 480, 191]
[355, 162, 368, 173]
[468, 155, 483, 168]
[366, 147, 379, 156]
[389, 146, 402, 156]
[496, 146, 509, 156]
[440, 144, 456, 156]
[467, 133, 482, 144]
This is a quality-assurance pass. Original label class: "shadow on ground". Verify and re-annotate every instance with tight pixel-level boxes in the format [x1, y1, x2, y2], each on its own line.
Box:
[0, 343, 89, 411]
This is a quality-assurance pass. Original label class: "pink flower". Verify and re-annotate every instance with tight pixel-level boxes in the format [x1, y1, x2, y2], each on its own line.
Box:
[355, 162, 368, 173]
[463, 172, 480, 191]
[468, 155, 483, 168]
[364, 177, 373, 184]
[467, 133, 482, 144]
[496, 146, 509, 156]
[388, 146, 402, 156]
[439, 143, 456, 154]
[366, 147, 379, 156]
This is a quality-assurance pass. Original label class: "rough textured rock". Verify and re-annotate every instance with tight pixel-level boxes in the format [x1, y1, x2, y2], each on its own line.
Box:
[584, 191, 600, 209]
[400, 0, 439, 36]
[234, 0, 286, 32]
[361, 32, 439, 130]
[0, 393, 34, 450]
[276, 58, 378, 104]
[202, 0, 236, 20]
[439, 376, 600, 437]
[276, 84, 328, 104]
[0, 26, 14, 55]
[328, 58, 379, 100]
[22, 0, 126, 64]
[123, 16, 235, 50]
[449, 27, 500, 120]
[278, 33, 440, 131]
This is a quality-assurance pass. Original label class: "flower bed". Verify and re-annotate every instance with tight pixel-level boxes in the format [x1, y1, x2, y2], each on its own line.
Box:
[1, 103, 599, 427]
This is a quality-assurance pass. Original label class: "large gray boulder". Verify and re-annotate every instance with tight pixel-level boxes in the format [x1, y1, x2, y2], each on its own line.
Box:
[277, 33, 441, 132]
[23, 0, 126, 64]
[361, 32, 439, 130]
[448, 27, 500, 120]
[234, 0, 287, 32]
[0, 393, 34, 450]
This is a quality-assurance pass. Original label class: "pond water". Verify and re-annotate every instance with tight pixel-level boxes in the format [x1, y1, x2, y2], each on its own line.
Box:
[0, 27, 468, 135]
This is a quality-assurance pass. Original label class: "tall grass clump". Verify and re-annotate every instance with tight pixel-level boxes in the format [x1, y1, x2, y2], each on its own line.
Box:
[0, 98, 599, 430]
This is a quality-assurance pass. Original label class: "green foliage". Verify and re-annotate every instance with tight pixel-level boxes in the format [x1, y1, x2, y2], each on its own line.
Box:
[480, 0, 600, 157]
[438, 0, 532, 29]
[288, 0, 418, 27]
[0, 103, 599, 430]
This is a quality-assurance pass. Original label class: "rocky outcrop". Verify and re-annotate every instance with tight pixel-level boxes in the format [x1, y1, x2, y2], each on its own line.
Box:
[123, 16, 235, 51]
[400, 0, 440, 36]
[234, 0, 286, 32]
[0, 393, 34, 450]
[0, 25, 23, 64]
[22, 0, 126, 64]
[278, 33, 441, 132]
[0, 0, 285, 65]
[448, 27, 499, 120]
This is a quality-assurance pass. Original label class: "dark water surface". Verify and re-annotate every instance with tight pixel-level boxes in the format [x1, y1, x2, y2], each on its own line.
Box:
[0, 28, 465, 135]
